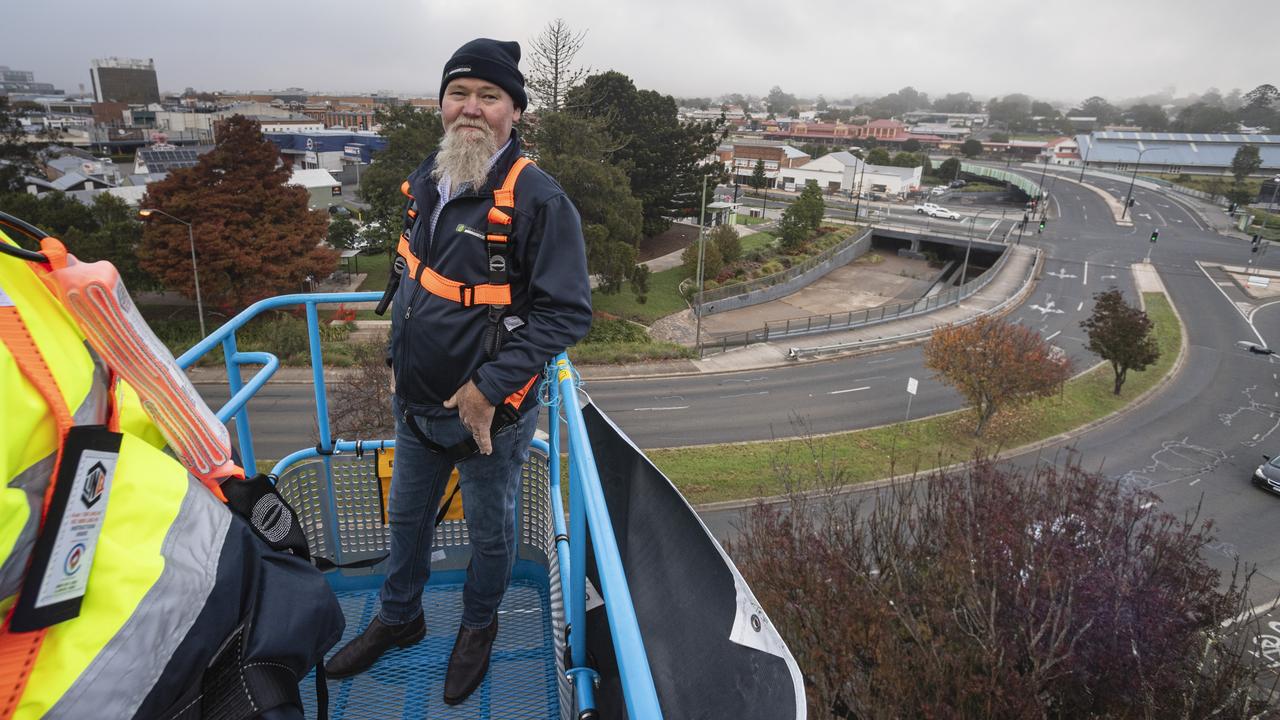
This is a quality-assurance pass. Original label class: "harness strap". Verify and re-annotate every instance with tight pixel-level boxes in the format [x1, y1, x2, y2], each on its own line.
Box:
[0, 305, 73, 719]
[396, 157, 533, 308]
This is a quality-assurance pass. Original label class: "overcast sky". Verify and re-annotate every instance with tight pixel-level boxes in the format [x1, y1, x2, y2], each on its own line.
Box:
[7, 0, 1277, 107]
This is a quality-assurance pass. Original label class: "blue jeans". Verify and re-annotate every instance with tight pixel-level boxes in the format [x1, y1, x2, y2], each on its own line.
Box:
[378, 397, 539, 629]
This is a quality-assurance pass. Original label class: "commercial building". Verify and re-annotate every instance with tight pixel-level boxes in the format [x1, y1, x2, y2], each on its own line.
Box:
[263, 129, 389, 184]
[0, 66, 61, 96]
[716, 140, 810, 187]
[90, 58, 160, 105]
[1075, 131, 1280, 175]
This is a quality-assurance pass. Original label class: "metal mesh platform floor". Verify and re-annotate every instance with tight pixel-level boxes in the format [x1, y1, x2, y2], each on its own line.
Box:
[300, 579, 560, 719]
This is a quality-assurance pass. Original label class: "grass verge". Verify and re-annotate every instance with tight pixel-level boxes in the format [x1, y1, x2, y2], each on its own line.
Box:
[648, 292, 1180, 505]
[589, 265, 689, 324]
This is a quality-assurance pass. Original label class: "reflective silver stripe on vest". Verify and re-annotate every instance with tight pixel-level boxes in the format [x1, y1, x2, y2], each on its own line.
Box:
[46, 474, 231, 719]
[0, 347, 110, 600]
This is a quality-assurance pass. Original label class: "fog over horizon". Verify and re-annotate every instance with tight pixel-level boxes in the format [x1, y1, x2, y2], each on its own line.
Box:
[6, 0, 1277, 109]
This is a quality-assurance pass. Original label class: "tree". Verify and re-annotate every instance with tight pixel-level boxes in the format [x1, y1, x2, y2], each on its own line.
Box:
[933, 92, 981, 114]
[869, 87, 929, 119]
[358, 104, 443, 255]
[732, 455, 1271, 719]
[681, 237, 722, 283]
[778, 183, 824, 251]
[749, 158, 767, 192]
[139, 115, 336, 310]
[532, 112, 644, 297]
[961, 138, 983, 158]
[525, 18, 589, 111]
[987, 93, 1032, 131]
[709, 222, 741, 264]
[937, 157, 961, 182]
[1230, 144, 1262, 184]
[1080, 288, 1160, 395]
[864, 147, 891, 165]
[568, 72, 723, 237]
[1123, 103, 1169, 132]
[901, 138, 921, 152]
[1172, 102, 1237, 133]
[0, 191, 151, 289]
[1070, 95, 1120, 125]
[766, 86, 797, 116]
[327, 215, 359, 249]
[988, 131, 1010, 143]
[0, 96, 42, 193]
[924, 315, 1072, 435]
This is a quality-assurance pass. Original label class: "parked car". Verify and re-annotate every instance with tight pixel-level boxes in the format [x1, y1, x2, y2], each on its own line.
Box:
[1254, 454, 1280, 494]
[930, 186, 949, 196]
[949, 179, 967, 188]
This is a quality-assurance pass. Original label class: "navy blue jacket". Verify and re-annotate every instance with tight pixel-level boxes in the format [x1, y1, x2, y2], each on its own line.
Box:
[390, 130, 592, 417]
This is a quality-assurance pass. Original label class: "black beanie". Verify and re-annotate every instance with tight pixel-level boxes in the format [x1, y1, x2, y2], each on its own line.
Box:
[439, 38, 527, 111]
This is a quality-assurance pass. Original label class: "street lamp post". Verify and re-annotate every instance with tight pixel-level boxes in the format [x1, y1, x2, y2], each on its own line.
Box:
[139, 208, 205, 338]
[853, 159, 865, 220]
[961, 209, 992, 286]
[1118, 146, 1167, 220]
[1078, 138, 1091, 182]
[694, 175, 709, 358]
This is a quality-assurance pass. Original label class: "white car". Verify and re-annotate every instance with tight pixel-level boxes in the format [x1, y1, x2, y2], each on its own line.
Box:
[914, 203, 961, 220]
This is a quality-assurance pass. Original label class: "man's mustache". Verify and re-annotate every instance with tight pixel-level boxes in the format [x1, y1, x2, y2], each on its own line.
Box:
[450, 119, 491, 134]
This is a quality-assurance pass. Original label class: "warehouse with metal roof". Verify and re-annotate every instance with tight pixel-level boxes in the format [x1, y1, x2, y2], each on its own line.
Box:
[1074, 131, 1280, 175]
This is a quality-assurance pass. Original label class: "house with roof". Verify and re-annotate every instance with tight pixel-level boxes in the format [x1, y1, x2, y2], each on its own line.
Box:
[778, 151, 923, 198]
[1076, 131, 1280, 175]
[1040, 136, 1081, 166]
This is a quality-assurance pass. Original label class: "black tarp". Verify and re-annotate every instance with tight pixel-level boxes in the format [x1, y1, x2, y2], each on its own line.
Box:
[579, 398, 805, 720]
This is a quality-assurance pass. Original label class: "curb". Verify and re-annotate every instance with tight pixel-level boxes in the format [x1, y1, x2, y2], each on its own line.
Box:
[691, 273, 1188, 515]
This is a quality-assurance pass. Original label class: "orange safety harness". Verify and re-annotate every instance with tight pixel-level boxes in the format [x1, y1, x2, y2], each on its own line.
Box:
[0, 245, 121, 719]
[392, 157, 538, 460]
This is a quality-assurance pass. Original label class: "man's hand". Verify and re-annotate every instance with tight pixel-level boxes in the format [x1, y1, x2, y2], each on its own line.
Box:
[444, 380, 496, 455]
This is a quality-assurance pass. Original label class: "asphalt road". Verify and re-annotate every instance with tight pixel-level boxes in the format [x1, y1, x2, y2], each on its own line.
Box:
[195, 165, 1280, 610]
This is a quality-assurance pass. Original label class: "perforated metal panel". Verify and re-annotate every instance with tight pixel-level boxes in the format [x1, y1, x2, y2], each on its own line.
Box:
[276, 446, 567, 718]
[299, 580, 559, 719]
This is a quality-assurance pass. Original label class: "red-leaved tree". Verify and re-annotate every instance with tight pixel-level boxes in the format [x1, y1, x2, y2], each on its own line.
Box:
[924, 315, 1072, 435]
[732, 457, 1274, 719]
[139, 115, 335, 311]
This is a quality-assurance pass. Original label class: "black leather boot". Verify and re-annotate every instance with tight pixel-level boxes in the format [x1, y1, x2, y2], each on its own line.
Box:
[325, 614, 425, 678]
[443, 617, 499, 705]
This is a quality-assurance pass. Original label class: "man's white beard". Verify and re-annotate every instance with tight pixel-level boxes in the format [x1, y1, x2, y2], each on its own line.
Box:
[431, 119, 498, 190]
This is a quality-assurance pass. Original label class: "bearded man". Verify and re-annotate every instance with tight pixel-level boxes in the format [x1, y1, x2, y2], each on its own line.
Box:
[324, 38, 591, 706]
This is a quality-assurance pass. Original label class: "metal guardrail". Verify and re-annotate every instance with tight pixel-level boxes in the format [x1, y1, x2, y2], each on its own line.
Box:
[700, 238, 1021, 356]
[175, 294, 663, 720]
[962, 161, 1044, 199]
[694, 225, 872, 305]
[786, 247, 1042, 359]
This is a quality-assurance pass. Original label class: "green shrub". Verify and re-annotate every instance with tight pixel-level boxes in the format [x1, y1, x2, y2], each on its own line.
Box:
[583, 317, 650, 344]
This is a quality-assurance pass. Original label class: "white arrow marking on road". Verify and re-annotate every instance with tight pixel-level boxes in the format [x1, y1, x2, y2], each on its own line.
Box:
[1047, 269, 1077, 280]
[1139, 213, 1152, 220]
[829, 386, 871, 395]
[1029, 296, 1064, 316]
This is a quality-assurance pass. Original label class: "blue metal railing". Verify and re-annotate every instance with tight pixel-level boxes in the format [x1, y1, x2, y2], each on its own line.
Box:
[177, 292, 662, 719]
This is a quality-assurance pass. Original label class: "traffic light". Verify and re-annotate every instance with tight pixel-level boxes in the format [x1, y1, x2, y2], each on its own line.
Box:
[1128, 198, 1136, 208]
[1253, 234, 1262, 253]
[1038, 219, 1046, 232]
[1150, 229, 1159, 243]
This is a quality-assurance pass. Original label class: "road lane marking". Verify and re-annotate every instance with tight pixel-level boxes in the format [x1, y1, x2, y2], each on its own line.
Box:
[633, 406, 689, 411]
[719, 390, 769, 399]
[1140, 501, 1157, 510]
[1189, 478, 1201, 486]
[829, 386, 870, 395]
[1077, 301, 1084, 311]
[866, 356, 896, 364]
[1083, 261, 1088, 285]
[1045, 330, 1061, 341]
